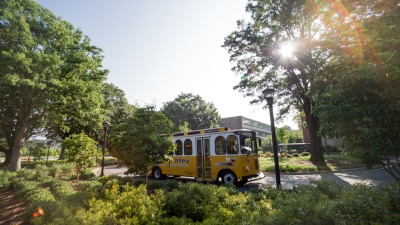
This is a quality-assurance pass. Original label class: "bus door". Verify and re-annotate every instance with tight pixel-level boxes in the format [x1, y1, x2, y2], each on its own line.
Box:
[196, 137, 211, 180]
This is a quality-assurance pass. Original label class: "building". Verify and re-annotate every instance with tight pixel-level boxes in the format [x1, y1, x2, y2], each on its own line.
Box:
[220, 116, 271, 138]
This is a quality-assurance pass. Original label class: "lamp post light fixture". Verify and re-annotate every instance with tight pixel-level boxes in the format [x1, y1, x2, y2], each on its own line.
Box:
[262, 88, 281, 188]
[100, 121, 110, 177]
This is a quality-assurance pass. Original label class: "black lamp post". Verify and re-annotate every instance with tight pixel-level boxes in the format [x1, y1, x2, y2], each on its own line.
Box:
[100, 121, 109, 177]
[263, 88, 281, 188]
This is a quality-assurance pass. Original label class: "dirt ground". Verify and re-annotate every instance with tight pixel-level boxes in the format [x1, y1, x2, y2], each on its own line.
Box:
[0, 188, 26, 225]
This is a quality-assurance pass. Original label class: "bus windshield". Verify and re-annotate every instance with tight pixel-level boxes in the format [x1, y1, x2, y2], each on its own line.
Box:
[239, 135, 257, 154]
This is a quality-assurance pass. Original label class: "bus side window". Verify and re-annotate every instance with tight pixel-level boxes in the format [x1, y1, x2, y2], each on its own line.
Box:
[184, 139, 192, 155]
[175, 140, 183, 155]
[226, 135, 238, 154]
[215, 136, 226, 155]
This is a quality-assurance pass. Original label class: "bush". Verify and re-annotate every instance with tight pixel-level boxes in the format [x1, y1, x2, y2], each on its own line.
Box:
[34, 164, 51, 181]
[48, 163, 63, 178]
[292, 153, 300, 157]
[147, 180, 164, 190]
[16, 168, 36, 180]
[300, 151, 311, 156]
[0, 170, 15, 188]
[60, 163, 75, 175]
[132, 178, 146, 187]
[163, 180, 180, 192]
[50, 180, 75, 199]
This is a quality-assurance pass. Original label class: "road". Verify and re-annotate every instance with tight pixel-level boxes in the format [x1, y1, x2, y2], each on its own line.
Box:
[95, 166, 397, 191]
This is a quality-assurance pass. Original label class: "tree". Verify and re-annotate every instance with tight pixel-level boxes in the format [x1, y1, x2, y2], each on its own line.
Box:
[0, 0, 107, 170]
[223, 0, 367, 162]
[161, 93, 221, 130]
[109, 105, 175, 183]
[62, 132, 98, 181]
[276, 127, 289, 144]
[315, 4, 400, 181]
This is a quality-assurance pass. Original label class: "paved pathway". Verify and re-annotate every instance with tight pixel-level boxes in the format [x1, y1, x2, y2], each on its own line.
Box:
[96, 166, 397, 191]
[240, 167, 396, 191]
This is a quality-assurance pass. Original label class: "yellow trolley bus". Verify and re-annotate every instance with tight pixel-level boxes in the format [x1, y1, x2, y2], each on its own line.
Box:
[151, 127, 264, 185]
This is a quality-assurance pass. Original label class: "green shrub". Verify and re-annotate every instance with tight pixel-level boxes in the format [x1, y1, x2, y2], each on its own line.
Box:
[147, 180, 164, 190]
[163, 179, 180, 191]
[14, 180, 40, 197]
[292, 153, 300, 157]
[164, 182, 231, 222]
[25, 188, 56, 221]
[34, 164, 51, 181]
[50, 180, 75, 199]
[60, 163, 75, 175]
[263, 152, 273, 157]
[132, 178, 146, 187]
[300, 151, 311, 156]
[16, 168, 36, 180]
[0, 170, 15, 188]
[48, 163, 63, 178]
[79, 169, 95, 180]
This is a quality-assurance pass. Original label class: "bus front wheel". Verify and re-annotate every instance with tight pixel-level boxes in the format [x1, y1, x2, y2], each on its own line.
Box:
[152, 167, 164, 180]
[221, 171, 237, 184]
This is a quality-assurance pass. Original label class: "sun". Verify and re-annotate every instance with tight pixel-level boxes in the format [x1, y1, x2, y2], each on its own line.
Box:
[279, 43, 295, 58]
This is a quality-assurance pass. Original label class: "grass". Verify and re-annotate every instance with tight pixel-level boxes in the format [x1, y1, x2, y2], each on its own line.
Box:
[259, 154, 365, 173]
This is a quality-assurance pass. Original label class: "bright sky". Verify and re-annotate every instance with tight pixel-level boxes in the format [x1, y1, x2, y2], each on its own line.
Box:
[35, 0, 297, 129]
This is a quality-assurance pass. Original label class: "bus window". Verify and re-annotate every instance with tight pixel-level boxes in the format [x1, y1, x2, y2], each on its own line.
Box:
[215, 136, 226, 155]
[175, 140, 183, 155]
[184, 139, 192, 155]
[241, 136, 253, 154]
[226, 135, 238, 154]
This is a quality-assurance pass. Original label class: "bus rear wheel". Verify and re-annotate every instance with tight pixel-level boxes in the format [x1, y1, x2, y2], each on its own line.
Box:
[221, 171, 237, 185]
[152, 167, 164, 180]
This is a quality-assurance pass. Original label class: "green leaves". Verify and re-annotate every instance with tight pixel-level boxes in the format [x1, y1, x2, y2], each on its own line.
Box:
[161, 93, 221, 131]
[63, 132, 98, 181]
[110, 105, 175, 177]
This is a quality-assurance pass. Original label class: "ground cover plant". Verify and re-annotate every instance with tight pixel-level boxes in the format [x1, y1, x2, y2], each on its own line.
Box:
[259, 153, 365, 172]
[1, 161, 399, 224]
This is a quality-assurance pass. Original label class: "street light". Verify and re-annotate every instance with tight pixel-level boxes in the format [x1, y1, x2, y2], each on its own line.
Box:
[263, 88, 281, 188]
[100, 121, 110, 177]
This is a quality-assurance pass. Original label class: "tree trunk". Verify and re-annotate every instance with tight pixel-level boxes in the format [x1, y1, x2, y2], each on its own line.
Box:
[3, 149, 12, 165]
[303, 97, 325, 163]
[9, 129, 27, 172]
[9, 106, 31, 172]
[58, 145, 66, 160]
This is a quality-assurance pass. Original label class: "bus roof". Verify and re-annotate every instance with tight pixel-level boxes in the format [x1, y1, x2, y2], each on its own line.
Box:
[172, 127, 256, 137]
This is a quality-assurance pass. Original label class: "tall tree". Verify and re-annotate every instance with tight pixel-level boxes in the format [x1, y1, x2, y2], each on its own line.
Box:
[315, 4, 400, 180]
[161, 93, 221, 130]
[0, 0, 107, 171]
[109, 105, 175, 183]
[223, 0, 367, 162]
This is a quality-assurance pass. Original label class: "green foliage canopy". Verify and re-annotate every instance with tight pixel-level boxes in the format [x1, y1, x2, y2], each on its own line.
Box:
[161, 93, 221, 130]
[110, 106, 175, 180]
[315, 4, 400, 181]
[62, 132, 98, 181]
[222, 0, 381, 162]
[0, 0, 107, 170]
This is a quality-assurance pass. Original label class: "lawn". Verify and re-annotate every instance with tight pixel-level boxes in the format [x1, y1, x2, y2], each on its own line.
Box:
[259, 154, 365, 172]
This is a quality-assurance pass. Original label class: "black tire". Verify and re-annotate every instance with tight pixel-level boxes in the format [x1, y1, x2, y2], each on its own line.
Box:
[152, 167, 164, 180]
[221, 171, 237, 185]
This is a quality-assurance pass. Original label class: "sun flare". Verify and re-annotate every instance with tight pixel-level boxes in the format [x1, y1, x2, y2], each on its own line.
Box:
[279, 43, 295, 58]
